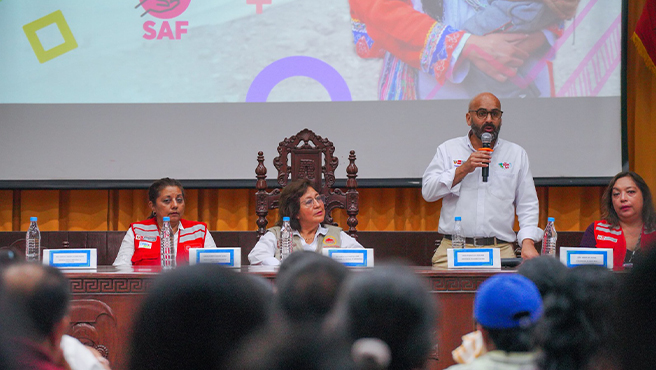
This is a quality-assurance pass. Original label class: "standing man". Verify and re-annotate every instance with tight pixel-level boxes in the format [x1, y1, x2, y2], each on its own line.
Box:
[422, 92, 541, 267]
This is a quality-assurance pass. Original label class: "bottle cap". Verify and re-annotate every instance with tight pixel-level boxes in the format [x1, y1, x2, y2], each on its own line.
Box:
[282, 217, 290, 222]
[163, 216, 170, 222]
[455, 216, 461, 221]
[30, 217, 37, 222]
[547, 217, 555, 222]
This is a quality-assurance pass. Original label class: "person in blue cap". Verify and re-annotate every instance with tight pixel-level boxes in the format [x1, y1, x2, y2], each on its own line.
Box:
[446, 274, 543, 370]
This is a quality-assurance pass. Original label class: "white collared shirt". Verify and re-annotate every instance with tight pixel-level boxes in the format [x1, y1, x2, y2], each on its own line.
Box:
[113, 222, 217, 266]
[422, 134, 542, 244]
[248, 224, 363, 266]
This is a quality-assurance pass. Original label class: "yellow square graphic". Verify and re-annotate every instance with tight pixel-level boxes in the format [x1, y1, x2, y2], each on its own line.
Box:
[23, 10, 77, 64]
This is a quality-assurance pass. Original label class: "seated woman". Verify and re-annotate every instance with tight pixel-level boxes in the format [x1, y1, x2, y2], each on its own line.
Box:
[113, 178, 216, 266]
[580, 171, 656, 268]
[248, 179, 363, 266]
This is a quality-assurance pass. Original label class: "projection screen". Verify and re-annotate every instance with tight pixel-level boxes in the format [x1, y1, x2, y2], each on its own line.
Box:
[0, 0, 625, 187]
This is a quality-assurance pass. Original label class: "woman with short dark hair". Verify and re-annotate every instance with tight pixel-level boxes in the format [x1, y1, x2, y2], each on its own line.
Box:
[248, 179, 362, 266]
[113, 177, 216, 266]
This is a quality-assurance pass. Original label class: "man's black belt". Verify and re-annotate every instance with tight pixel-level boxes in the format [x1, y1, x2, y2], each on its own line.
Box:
[443, 235, 510, 246]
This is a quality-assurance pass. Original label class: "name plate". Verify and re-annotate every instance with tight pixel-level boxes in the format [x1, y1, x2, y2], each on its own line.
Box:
[447, 248, 501, 269]
[322, 248, 374, 267]
[560, 247, 613, 269]
[189, 248, 241, 267]
[43, 249, 97, 269]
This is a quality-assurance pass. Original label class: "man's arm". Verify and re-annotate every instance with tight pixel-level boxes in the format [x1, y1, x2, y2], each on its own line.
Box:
[423, 145, 492, 201]
[515, 150, 542, 260]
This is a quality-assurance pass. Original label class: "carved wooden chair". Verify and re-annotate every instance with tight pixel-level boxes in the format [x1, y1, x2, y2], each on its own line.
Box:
[255, 128, 359, 239]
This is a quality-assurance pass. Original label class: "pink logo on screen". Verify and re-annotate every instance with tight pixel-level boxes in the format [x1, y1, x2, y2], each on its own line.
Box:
[136, 0, 191, 40]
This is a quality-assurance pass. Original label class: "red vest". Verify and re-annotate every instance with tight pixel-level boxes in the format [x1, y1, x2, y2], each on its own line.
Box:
[130, 218, 208, 266]
[592, 220, 656, 269]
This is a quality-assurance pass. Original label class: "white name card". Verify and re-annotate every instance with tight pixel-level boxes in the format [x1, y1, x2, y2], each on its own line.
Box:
[447, 248, 501, 269]
[189, 248, 241, 267]
[560, 247, 613, 269]
[42, 249, 97, 269]
[322, 248, 374, 267]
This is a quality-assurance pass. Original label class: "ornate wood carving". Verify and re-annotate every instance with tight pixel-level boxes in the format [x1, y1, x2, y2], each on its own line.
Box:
[69, 277, 156, 293]
[68, 299, 118, 361]
[255, 129, 359, 238]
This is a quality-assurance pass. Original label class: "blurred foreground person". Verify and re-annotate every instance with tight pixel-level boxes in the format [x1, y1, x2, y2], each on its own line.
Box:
[535, 265, 619, 370]
[452, 256, 567, 364]
[330, 264, 437, 370]
[128, 264, 272, 370]
[0, 263, 110, 370]
[614, 248, 656, 370]
[446, 274, 542, 370]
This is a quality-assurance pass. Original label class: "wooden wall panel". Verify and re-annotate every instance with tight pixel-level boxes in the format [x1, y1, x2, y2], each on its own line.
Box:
[0, 191, 13, 231]
[1, 0, 654, 233]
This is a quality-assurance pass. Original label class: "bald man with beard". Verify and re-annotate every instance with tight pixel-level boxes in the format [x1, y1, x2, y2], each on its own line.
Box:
[422, 92, 542, 267]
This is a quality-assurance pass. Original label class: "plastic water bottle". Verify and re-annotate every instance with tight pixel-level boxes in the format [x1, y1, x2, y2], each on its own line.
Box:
[160, 216, 175, 269]
[280, 217, 293, 261]
[542, 217, 557, 256]
[25, 217, 41, 262]
[452, 216, 465, 249]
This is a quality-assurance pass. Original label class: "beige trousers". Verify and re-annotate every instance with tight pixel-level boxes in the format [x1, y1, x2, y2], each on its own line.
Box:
[432, 238, 516, 267]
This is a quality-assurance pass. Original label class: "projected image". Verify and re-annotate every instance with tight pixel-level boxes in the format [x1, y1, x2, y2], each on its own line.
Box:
[0, 0, 620, 103]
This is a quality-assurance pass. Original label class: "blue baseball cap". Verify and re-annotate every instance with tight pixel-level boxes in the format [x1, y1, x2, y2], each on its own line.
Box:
[474, 274, 543, 329]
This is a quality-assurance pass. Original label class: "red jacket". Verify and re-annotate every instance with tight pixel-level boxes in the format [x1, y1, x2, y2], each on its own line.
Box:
[591, 220, 656, 269]
[130, 218, 208, 266]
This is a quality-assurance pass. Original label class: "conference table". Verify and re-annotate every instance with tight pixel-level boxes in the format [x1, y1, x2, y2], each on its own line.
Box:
[64, 265, 512, 370]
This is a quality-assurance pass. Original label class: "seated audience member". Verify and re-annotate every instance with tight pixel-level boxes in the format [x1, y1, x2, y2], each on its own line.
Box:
[535, 265, 619, 370]
[580, 171, 656, 268]
[128, 264, 272, 370]
[113, 177, 216, 266]
[329, 264, 436, 370]
[614, 248, 656, 370]
[249, 179, 362, 266]
[275, 251, 350, 324]
[0, 263, 110, 370]
[452, 256, 568, 365]
[446, 274, 543, 370]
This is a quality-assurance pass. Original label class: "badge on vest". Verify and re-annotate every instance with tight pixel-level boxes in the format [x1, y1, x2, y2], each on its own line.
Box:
[323, 237, 338, 247]
[138, 241, 152, 249]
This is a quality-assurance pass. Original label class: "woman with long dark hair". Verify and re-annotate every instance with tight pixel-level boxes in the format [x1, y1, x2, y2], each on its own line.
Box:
[580, 171, 656, 268]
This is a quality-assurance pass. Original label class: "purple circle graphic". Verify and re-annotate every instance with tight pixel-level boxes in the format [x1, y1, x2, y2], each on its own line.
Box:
[246, 56, 352, 102]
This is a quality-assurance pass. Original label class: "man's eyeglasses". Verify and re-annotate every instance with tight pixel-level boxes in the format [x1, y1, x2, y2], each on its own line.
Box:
[302, 195, 326, 208]
[469, 108, 503, 120]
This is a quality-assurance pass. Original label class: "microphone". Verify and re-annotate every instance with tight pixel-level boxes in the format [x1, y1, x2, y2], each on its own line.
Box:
[481, 132, 494, 182]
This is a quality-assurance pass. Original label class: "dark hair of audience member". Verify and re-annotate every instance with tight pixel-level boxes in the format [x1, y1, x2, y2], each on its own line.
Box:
[517, 256, 568, 299]
[147, 177, 185, 219]
[613, 247, 656, 370]
[128, 264, 272, 370]
[329, 264, 437, 370]
[275, 251, 349, 324]
[2, 263, 70, 339]
[535, 265, 619, 370]
[276, 178, 315, 231]
[601, 171, 656, 230]
[226, 320, 355, 370]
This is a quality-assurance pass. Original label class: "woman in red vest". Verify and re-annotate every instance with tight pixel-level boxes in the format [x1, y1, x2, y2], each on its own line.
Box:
[112, 178, 216, 266]
[580, 171, 656, 269]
